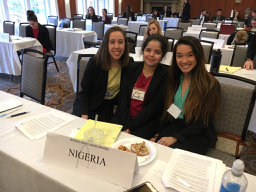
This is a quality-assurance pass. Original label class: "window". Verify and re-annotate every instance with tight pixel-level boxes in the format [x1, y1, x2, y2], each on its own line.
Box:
[30, 0, 47, 24]
[0, 1, 4, 32]
[98, 0, 105, 16]
[7, 0, 26, 21]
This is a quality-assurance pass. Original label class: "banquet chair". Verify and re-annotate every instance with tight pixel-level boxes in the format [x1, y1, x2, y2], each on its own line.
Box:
[73, 14, 83, 20]
[199, 29, 220, 39]
[200, 40, 214, 64]
[230, 43, 247, 67]
[84, 21, 104, 48]
[20, 49, 49, 105]
[59, 17, 71, 28]
[165, 37, 175, 52]
[3, 21, 15, 35]
[202, 22, 217, 30]
[117, 18, 128, 25]
[48, 16, 58, 26]
[146, 16, 154, 22]
[42, 25, 59, 72]
[139, 25, 147, 36]
[206, 73, 256, 167]
[125, 31, 138, 53]
[177, 21, 192, 31]
[190, 19, 200, 25]
[107, 13, 113, 20]
[73, 19, 86, 30]
[76, 54, 96, 93]
[164, 27, 184, 40]
[19, 23, 29, 37]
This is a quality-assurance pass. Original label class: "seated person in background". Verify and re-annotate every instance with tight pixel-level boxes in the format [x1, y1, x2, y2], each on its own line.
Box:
[151, 36, 221, 155]
[86, 6, 98, 22]
[227, 30, 252, 45]
[152, 9, 160, 19]
[111, 34, 169, 139]
[143, 20, 162, 42]
[247, 9, 256, 27]
[100, 8, 111, 24]
[159, 5, 172, 18]
[243, 31, 256, 70]
[231, 10, 243, 22]
[249, 16, 256, 31]
[196, 8, 209, 22]
[26, 10, 52, 53]
[172, 10, 180, 18]
[122, 5, 136, 21]
[211, 9, 225, 21]
[72, 27, 132, 122]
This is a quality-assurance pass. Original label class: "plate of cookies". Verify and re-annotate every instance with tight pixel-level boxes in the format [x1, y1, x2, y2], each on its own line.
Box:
[112, 138, 157, 166]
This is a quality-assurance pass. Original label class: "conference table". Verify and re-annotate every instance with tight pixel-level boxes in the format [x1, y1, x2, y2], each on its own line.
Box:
[56, 28, 97, 57]
[0, 36, 42, 75]
[1, 90, 256, 192]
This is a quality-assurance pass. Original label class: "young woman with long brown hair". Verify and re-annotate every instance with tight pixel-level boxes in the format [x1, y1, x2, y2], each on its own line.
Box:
[151, 36, 221, 155]
[143, 20, 162, 42]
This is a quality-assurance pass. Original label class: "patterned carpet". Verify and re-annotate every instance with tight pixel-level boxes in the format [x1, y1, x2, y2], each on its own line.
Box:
[0, 58, 256, 176]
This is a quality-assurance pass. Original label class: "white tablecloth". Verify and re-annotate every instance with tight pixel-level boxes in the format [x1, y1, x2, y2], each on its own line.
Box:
[163, 18, 180, 27]
[56, 28, 97, 57]
[0, 90, 256, 192]
[0, 36, 42, 75]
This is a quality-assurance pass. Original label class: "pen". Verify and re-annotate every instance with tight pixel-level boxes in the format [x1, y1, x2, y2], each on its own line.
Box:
[8, 111, 30, 118]
[226, 68, 229, 71]
[0, 108, 21, 118]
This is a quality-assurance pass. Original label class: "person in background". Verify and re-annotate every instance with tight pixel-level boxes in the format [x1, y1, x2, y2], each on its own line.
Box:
[111, 34, 169, 139]
[231, 10, 243, 22]
[250, 17, 256, 31]
[243, 31, 256, 70]
[211, 9, 225, 21]
[152, 9, 160, 20]
[247, 9, 256, 27]
[143, 20, 162, 42]
[151, 36, 221, 155]
[181, 0, 190, 22]
[72, 27, 132, 122]
[86, 6, 98, 22]
[159, 5, 172, 18]
[100, 8, 111, 24]
[196, 8, 209, 22]
[122, 5, 136, 21]
[26, 10, 52, 53]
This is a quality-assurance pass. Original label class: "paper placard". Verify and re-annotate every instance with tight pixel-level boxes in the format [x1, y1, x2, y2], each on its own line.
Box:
[43, 132, 139, 189]
[187, 27, 206, 32]
[0, 32, 11, 42]
[201, 37, 225, 49]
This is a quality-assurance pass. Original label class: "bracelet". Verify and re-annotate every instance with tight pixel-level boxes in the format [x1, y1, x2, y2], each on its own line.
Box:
[247, 58, 252, 61]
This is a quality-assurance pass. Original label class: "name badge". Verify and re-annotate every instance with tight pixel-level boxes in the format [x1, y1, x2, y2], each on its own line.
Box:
[131, 88, 145, 101]
[105, 90, 114, 98]
[167, 104, 181, 119]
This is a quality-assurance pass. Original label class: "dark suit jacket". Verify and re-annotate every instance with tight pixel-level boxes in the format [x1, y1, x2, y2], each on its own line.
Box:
[211, 15, 225, 22]
[230, 17, 244, 22]
[196, 15, 209, 22]
[111, 62, 168, 132]
[86, 14, 98, 22]
[182, 2, 191, 20]
[122, 12, 136, 21]
[246, 32, 256, 60]
[26, 23, 53, 51]
[100, 15, 111, 24]
[159, 10, 172, 17]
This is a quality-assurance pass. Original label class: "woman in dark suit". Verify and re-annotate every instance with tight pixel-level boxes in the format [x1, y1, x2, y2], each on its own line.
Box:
[26, 10, 52, 53]
[122, 5, 136, 21]
[112, 34, 169, 139]
[100, 8, 111, 24]
[86, 6, 98, 22]
[231, 10, 244, 22]
[72, 27, 131, 122]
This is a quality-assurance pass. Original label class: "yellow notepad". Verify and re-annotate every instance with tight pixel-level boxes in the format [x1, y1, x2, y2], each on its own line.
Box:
[74, 119, 122, 147]
[219, 65, 241, 73]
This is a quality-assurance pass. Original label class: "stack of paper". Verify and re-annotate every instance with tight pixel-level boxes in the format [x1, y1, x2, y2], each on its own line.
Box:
[0, 99, 22, 113]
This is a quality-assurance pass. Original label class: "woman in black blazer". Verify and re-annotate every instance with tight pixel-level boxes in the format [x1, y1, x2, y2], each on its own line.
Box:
[122, 5, 136, 21]
[26, 10, 52, 53]
[86, 6, 98, 22]
[111, 34, 169, 139]
[72, 27, 131, 122]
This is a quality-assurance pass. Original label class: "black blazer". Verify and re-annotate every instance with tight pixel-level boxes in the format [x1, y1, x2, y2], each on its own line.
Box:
[227, 31, 253, 45]
[211, 15, 225, 22]
[112, 62, 168, 132]
[246, 32, 256, 60]
[86, 14, 98, 22]
[196, 15, 209, 22]
[182, 2, 191, 20]
[122, 12, 136, 21]
[26, 23, 53, 51]
[159, 10, 172, 18]
[230, 17, 244, 22]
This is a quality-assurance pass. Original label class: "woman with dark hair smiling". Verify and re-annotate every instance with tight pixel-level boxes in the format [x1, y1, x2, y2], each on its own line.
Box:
[112, 34, 169, 139]
[72, 27, 132, 122]
[151, 36, 221, 155]
[26, 10, 52, 53]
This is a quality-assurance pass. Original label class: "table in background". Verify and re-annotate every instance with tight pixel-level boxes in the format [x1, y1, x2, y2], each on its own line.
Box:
[163, 18, 180, 27]
[0, 90, 256, 192]
[104, 24, 128, 33]
[56, 28, 97, 57]
[0, 36, 42, 75]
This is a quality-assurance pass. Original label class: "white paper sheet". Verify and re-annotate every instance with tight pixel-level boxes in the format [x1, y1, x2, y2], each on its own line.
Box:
[0, 99, 22, 113]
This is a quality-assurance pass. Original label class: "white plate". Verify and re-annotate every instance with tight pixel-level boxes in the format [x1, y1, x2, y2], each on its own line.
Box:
[112, 138, 157, 166]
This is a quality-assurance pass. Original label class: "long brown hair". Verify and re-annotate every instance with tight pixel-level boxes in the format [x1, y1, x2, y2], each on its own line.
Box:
[95, 26, 130, 71]
[162, 36, 221, 126]
[143, 20, 162, 42]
